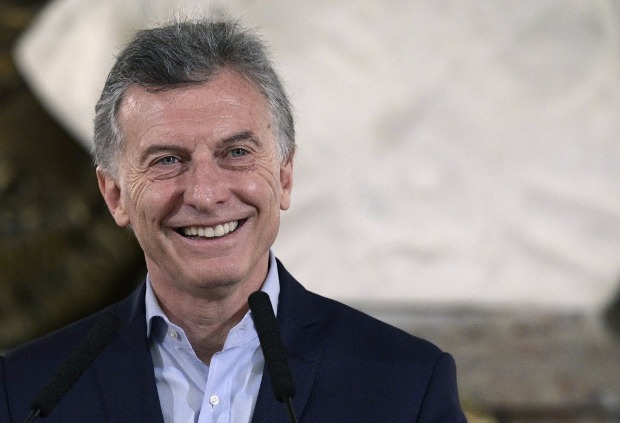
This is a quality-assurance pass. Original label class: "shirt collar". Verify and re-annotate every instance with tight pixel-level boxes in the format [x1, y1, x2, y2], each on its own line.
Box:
[145, 250, 280, 338]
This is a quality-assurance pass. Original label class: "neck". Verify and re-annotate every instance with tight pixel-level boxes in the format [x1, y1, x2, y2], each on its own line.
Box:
[150, 265, 268, 364]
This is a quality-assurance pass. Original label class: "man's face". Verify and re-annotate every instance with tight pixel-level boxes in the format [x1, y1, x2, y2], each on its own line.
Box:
[97, 70, 293, 297]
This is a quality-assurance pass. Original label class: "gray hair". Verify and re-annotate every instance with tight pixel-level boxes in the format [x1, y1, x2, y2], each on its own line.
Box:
[93, 18, 295, 175]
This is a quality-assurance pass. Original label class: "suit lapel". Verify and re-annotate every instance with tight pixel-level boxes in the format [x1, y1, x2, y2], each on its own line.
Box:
[87, 264, 321, 423]
[252, 261, 325, 422]
[94, 284, 165, 423]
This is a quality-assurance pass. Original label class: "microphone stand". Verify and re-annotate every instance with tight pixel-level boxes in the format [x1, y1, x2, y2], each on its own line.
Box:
[21, 409, 40, 423]
[284, 396, 298, 423]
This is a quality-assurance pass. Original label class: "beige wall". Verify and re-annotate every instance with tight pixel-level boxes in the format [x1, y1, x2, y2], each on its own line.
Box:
[16, 0, 620, 311]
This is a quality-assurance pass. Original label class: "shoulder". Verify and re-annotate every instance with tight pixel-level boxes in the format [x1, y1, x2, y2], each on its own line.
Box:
[275, 264, 466, 420]
[1, 285, 149, 422]
[2, 284, 141, 379]
[312, 290, 442, 362]
[276, 260, 443, 365]
[5, 312, 104, 366]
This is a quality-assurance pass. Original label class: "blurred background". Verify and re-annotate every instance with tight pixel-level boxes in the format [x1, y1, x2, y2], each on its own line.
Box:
[1, 0, 620, 421]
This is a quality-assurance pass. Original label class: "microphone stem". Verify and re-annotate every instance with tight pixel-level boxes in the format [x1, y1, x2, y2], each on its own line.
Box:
[284, 396, 298, 423]
[22, 408, 41, 423]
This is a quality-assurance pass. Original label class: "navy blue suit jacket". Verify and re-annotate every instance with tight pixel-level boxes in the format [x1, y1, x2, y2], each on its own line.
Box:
[1, 261, 467, 422]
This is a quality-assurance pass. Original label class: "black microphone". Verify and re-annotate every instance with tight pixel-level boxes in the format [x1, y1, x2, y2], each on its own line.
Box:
[22, 311, 121, 423]
[248, 291, 297, 423]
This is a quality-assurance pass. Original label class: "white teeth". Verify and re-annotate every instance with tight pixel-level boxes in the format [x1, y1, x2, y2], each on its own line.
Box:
[182, 220, 239, 238]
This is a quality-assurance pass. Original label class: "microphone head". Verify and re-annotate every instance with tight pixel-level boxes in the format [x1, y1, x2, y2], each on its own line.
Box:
[248, 291, 296, 402]
[30, 311, 121, 417]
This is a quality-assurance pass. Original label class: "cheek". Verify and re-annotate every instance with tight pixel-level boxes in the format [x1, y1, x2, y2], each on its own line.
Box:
[124, 175, 177, 221]
[124, 176, 148, 213]
[250, 165, 283, 204]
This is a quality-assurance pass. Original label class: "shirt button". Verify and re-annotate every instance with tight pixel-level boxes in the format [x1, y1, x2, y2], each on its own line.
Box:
[209, 395, 219, 406]
[168, 330, 178, 339]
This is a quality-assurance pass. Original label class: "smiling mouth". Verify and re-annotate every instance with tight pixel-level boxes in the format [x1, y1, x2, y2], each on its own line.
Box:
[179, 220, 240, 239]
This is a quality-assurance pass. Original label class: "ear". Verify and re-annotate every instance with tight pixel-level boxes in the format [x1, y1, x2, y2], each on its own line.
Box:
[96, 167, 130, 227]
[279, 158, 294, 211]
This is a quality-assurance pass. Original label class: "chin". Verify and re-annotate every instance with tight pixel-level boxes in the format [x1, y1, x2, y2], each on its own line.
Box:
[185, 267, 247, 289]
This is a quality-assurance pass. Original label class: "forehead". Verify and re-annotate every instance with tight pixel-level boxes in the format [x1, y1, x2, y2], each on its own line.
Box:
[117, 70, 272, 144]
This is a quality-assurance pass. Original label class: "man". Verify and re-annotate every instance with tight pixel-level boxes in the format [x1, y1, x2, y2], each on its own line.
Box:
[0, 18, 467, 422]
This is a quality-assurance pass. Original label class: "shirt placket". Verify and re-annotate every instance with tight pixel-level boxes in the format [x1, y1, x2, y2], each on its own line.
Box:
[199, 350, 232, 423]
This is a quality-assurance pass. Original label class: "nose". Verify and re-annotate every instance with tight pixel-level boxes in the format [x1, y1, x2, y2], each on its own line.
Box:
[184, 158, 230, 211]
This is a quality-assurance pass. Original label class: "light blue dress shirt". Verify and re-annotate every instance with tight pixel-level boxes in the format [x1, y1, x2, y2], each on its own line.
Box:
[145, 252, 280, 423]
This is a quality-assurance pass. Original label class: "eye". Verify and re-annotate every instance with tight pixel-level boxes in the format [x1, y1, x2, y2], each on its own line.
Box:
[230, 148, 248, 158]
[158, 156, 178, 165]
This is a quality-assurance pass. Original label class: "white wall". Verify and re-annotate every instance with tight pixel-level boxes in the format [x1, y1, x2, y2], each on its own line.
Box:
[16, 0, 620, 311]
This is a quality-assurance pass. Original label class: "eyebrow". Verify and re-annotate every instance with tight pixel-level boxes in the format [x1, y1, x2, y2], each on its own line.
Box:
[221, 131, 260, 147]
